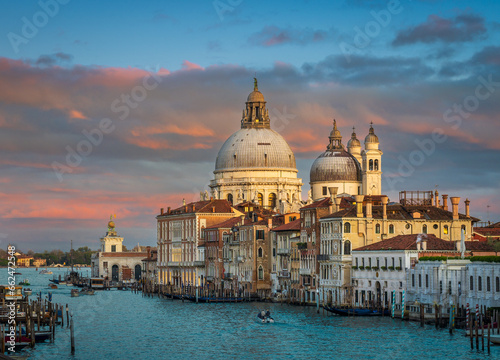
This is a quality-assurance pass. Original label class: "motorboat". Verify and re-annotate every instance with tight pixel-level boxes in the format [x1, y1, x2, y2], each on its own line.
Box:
[79, 288, 95, 296]
[39, 269, 53, 275]
[18, 279, 30, 286]
[257, 310, 274, 324]
[49, 284, 58, 289]
[71, 288, 79, 297]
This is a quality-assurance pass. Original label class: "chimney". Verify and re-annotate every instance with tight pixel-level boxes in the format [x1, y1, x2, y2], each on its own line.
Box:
[381, 196, 388, 220]
[212, 206, 216, 213]
[450, 197, 460, 220]
[210, 196, 214, 201]
[442, 194, 448, 211]
[160, 208, 164, 215]
[464, 198, 470, 218]
[422, 238, 427, 251]
[354, 195, 364, 218]
[167, 207, 171, 214]
[184, 205, 188, 212]
[366, 198, 372, 218]
[147, 246, 151, 259]
[268, 218, 272, 229]
[435, 190, 439, 207]
[334, 197, 342, 213]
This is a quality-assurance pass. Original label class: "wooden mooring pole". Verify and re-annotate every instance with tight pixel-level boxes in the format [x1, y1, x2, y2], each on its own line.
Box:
[70, 315, 75, 355]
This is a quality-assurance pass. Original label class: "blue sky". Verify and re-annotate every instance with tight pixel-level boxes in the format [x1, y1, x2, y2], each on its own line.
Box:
[1, 0, 499, 251]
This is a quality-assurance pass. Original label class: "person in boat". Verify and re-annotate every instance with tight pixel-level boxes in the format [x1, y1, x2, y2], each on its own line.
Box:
[257, 310, 266, 319]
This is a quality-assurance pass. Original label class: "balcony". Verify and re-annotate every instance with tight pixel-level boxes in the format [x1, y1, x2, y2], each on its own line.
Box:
[278, 270, 290, 278]
[317, 254, 331, 261]
[299, 268, 311, 276]
[277, 248, 291, 255]
[193, 261, 205, 267]
[166, 261, 180, 267]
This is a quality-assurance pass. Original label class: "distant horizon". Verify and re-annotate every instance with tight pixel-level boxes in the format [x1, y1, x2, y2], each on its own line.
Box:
[1, 0, 499, 251]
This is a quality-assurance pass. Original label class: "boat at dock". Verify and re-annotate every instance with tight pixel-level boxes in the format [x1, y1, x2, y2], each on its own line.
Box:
[490, 334, 500, 345]
[323, 306, 389, 316]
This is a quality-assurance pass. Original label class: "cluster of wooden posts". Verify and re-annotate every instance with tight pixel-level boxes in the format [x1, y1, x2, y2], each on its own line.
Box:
[468, 305, 499, 353]
[0, 298, 75, 355]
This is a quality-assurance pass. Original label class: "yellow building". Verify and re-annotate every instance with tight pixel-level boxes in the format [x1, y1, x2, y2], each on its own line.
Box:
[16, 255, 33, 267]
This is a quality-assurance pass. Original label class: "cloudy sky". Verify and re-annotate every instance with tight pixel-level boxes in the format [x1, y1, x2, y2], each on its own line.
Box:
[1, 0, 499, 251]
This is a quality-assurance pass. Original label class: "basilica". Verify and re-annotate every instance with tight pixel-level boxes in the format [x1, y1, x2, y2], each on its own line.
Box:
[209, 79, 382, 206]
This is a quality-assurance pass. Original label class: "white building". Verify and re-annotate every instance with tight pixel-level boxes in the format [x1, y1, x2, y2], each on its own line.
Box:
[407, 258, 500, 312]
[351, 233, 460, 307]
[91, 219, 146, 282]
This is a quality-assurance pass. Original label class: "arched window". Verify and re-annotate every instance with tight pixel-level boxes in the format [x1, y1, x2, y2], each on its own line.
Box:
[258, 266, 264, 280]
[257, 193, 263, 207]
[374, 159, 379, 170]
[375, 224, 380, 234]
[423, 225, 427, 234]
[258, 247, 263, 257]
[344, 240, 351, 255]
[227, 193, 233, 205]
[268, 193, 277, 209]
[444, 225, 449, 234]
[369, 159, 374, 171]
[344, 222, 351, 233]
[389, 224, 394, 234]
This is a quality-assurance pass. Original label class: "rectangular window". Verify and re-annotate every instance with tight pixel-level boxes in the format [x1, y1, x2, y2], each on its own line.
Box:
[418, 274, 422, 287]
[376, 258, 379, 268]
[478, 277, 482, 291]
[440, 280, 442, 293]
[448, 281, 452, 295]
[362, 258, 365, 267]
[111, 245, 116, 252]
[369, 258, 372, 267]
[496, 277, 500, 292]
[322, 186, 327, 196]
[355, 258, 358, 267]
[487, 277, 491, 292]
[425, 274, 429, 288]
[103, 262, 108, 268]
[412, 274, 415, 287]
[470, 276, 473, 291]
[256, 230, 265, 240]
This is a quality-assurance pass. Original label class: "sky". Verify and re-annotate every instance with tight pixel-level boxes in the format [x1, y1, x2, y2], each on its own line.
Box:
[1, 0, 499, 252]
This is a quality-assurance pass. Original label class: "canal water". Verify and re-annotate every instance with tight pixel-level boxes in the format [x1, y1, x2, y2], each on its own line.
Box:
[1, 268, 497, 359]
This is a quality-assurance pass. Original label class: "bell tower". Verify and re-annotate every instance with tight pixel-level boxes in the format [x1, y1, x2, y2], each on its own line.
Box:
[361, 123, 382, 195]
[100, 215, 124, 253]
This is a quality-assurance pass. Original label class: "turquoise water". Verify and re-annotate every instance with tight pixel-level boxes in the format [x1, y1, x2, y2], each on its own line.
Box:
[1, 268, 497, 359]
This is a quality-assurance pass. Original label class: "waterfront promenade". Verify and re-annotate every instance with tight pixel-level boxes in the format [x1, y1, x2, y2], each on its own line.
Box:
[1, 268, 498, 359]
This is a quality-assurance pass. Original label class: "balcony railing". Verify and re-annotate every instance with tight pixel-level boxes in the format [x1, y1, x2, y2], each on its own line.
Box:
[278, 270, 290, 278]
[317, 254, 331, 261]
[277, 248, 291, 255]
[299, 268, 311, 276]
[193, 261, 205, 267]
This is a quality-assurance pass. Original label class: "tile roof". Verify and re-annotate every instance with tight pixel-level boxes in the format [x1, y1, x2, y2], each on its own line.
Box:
[464, 241, 496, 251]
[322, 203, 478, 221]
[300, 197, 331, 210]
[271, 218, 301, 232]
[353, 234, 456, 251]
[205, 217, 242, 230]
[473, 228, 500, 237]
[159, 199, 234, 216]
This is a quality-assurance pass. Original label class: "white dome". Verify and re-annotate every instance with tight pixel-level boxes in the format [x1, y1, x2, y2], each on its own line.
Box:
[214, 128, 296, 172]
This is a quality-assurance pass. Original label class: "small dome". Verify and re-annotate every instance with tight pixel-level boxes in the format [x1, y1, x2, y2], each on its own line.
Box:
[347, 127, 361, 148]
[247, 90, 265, 102]
[365, 124, 379, 143]
[310, 149, 362, 182]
